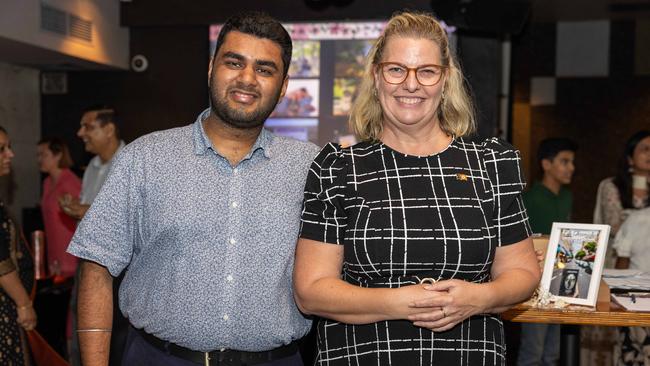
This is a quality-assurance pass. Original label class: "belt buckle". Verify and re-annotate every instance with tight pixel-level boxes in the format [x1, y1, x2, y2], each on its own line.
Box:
[214, 349, 240, 366]
[204, 352, 211, 366]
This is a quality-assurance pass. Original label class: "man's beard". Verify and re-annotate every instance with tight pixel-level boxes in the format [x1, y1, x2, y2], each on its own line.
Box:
[210, 81, 281, 129]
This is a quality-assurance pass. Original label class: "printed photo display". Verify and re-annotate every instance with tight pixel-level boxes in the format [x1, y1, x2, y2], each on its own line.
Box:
[208, 22, 455, 144]
[541, 223, 610, 307]
[209, 22, 387, 143]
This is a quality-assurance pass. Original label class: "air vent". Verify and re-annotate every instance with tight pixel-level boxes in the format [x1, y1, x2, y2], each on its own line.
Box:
[40, 3, 67, 35]
[69, 15, 92, 42]
[40, 2, 94, 43]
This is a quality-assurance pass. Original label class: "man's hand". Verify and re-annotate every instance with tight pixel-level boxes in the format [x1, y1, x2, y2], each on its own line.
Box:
[58, 194, 89, 220]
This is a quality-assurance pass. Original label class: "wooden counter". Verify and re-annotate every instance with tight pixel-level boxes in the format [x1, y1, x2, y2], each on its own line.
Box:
[502, 280, 650, 327]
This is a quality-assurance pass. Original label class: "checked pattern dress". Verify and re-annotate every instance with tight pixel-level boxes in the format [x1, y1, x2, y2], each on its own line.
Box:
[299, 137, 532, 366]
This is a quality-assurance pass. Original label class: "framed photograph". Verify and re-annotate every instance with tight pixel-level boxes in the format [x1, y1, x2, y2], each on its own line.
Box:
[333, 78, 359, 116]
[334, 40, 374, 78]
[271, 79, 319, 118]
[540, 222, 611, 307]
[289, 41, 320, 78]
[265, 118, 318, 142]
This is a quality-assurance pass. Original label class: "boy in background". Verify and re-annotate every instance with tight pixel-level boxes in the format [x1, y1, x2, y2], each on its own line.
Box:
[517, 138, 577, 366]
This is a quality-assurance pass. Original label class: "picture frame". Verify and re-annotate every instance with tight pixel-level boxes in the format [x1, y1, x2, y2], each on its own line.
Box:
[540, 222, 611, 307]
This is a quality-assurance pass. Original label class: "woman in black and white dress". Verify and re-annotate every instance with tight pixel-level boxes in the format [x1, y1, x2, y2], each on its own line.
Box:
[293, 11, 540, 366]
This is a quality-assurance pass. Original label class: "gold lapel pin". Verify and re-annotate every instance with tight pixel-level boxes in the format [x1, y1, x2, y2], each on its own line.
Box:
[456, 173, 468, 181]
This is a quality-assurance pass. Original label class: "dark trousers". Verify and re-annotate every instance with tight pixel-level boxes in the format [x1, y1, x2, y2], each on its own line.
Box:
[121, 327, 304, 366]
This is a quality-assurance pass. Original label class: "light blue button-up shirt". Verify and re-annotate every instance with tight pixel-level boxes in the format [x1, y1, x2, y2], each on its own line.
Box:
[68, 109, 319, 352]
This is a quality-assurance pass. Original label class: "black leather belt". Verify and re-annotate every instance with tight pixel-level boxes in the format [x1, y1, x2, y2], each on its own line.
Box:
[135, 327, 299, 365]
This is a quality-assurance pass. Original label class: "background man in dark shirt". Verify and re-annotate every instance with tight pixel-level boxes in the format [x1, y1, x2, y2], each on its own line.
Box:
[518, 138, 577, 366]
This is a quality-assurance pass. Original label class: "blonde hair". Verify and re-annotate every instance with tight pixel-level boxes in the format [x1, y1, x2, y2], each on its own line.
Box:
[349, 11, 476, 141]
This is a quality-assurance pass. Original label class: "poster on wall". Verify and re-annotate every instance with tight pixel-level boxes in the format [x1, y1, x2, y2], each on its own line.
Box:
[209, 21, 455, 144]
[289, 41, 320, 78]
[264, 118, 318, 142]
[333, 78, 359, 116]
[334, 40, 374, 78]
[272, 79, 319, 118]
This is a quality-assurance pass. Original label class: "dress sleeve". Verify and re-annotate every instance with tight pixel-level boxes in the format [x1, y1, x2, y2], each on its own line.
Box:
[66, 145, 143, 276]
[299, 143, 348, 245]
[0, 206, 16, 276]
[482, 138, 532, 246]
[599, 179, 624, 235]
[612, 214, 635, 258]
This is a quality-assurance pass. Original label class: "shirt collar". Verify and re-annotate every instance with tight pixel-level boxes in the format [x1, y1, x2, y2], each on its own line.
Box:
[192, 108, 274, 159]
[533, 181, 565, 197]
[90, 140, 125, 168]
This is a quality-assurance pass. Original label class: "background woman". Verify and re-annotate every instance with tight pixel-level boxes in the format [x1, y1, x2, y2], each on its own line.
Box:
[581, 131, 650, 366]
[608, 131, 650, 366]
[594, 130, 650, 261]
[37, 137, 81, 279]
[294, 11, 540, 365]
[0, 126, 37, 365]
[611, 206, 650, 365]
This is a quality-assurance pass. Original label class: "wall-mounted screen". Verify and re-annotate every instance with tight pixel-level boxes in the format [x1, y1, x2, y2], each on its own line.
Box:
[210, 21, 455, 145]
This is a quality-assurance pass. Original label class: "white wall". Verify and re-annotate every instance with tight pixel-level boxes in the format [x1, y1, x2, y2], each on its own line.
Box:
[0, 62, 41, 226]
[0, 0, 129, 69]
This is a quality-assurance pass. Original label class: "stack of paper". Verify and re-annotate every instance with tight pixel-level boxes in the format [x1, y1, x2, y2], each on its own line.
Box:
[612, 293, 650, 312]
[602, 269, 650, 291]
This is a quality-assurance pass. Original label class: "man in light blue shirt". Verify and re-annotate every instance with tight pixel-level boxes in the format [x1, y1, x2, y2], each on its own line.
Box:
[68, 12, 318, 366]
[59, 106, 127, 366]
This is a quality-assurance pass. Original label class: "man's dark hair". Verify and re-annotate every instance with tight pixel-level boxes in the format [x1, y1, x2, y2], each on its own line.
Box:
[82, 104, 121, 140]
[213, 11, 292, 77]
[537, 138, 578, 165]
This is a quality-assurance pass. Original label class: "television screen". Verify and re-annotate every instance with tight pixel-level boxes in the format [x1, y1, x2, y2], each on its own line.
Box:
[209, 21, 456, 145]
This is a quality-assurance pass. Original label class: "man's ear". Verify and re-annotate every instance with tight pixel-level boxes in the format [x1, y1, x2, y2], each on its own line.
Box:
[541, 158, 552, 172]
[208, 57, 215, 87]
[279, 76, 289, 100]
[104, 122, 116, 138]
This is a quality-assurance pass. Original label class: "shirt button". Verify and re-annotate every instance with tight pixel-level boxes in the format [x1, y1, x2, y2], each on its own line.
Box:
[232, 201, 238, 208]
[223, 314, 229, 321]
[229, 238, 236, 245]
[226, 275, 233, 282]
[233, 168, 239, 175]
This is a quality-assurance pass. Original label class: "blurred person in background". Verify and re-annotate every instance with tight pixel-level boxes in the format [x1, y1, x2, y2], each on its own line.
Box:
[593, 130, 650, 265]
[60, 106, 126, 366]
[612, 206, 650, 365]
[610, 131, 650, 365]
[37, 136, 81, 362]
[59, 106, 125, 221]
[37, 137, 81, 279]
[0, 126, 37, 365]
[583, 130, 650, 366]
[517, 138, 577, 366]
